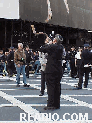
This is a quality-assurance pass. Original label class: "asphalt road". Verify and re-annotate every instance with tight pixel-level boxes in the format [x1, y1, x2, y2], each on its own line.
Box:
[0, 73, 92, 123]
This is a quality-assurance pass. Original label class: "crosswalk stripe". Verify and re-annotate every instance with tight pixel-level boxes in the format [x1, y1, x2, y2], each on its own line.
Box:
[0, 91, 44, 120]
[61, 94, 92, 109]
[0, 104, 85, 107]
[28, 81, 92, 109]
[11, 94, 92, 97]
[65, 95, 92, 97]
[0, 84, 40, 85]
[13, 95, 48, 97]
[1, 74, 92, 121]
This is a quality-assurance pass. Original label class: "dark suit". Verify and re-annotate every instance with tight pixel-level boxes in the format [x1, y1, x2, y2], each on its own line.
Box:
[25, 50, 32, 78]
[78, 49, 91, 88]
[7, 51, 15, 77]
[40, 43, 63, 108]
[69, 50, 77, 77]
[0, 54, 5, 72]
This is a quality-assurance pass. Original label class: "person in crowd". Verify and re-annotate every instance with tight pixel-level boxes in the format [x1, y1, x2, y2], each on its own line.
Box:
[0, 50, 5, 73]
[14, 43, 30, 87]
[39, 51, 47, 96]
[3, 51, 9, 76]
[62, 47, 67, 74]
[90, 47, 92, 78]
[39, 37, 52, 96]
[7, 47, 16, 77]
[75, 44, 91, 89]
[69, 46, 77, 78]
[32, 51, 40, 73]
[33, 51, 39, 62]
[75, 47, 82, 78]
[65, 50, 71, 74]
[40, 34, 63, 110]
[25, 45, 32, 78]
[0, 50, 5, 61]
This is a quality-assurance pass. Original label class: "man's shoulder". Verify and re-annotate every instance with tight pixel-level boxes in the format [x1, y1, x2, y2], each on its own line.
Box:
[83, 49, 90, 53]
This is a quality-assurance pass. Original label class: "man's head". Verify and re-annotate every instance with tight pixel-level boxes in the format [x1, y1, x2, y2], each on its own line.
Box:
[0, 50, 3, 54]
[84, 44, 89, 49]
[18, 43, 23, 50]
[8, 47, 14, 52]
[53, 34, 63, 44]
[25, 45, 29, 51]
[78, 47, 82, 52]
[71, 46, 75, 51]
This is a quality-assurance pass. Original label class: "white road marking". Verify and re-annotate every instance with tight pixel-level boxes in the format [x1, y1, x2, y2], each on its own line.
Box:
[13, 95, 48, 98]
[30, 80, 41, 81]
[61, 82, 77, 86]
[1, 74, 92, 122]
[0, 104, 85, 107]
[62, 77, 71, 78]
[69, 79, 84, 81]
[0, 89, 20, 90]
[61, 81, 92, 91]
[37, 76, 41, 78]
[66, 95, 92, 97]
[28, 81, 92, 110]
[9, 77, 41, 82]
[61, 94, 92, 109]
[0, 84, 40, 85]
[0, 91, 47, 120]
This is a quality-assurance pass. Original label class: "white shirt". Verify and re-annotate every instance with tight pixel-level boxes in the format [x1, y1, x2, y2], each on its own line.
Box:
[75, 51, 81, 59]
[39, 52, 47, 71]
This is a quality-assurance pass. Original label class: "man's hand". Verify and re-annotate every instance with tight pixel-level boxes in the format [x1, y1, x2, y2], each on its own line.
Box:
[39, 32, 44, 34]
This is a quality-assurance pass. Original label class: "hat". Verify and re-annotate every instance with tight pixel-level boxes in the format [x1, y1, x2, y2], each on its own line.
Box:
[9, 47, 14, 50]
[55, 34, 63, 42]
[84, 44, 89, 47]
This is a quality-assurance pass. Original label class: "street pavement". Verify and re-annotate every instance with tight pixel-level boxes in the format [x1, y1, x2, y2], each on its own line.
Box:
[0, 72, 92, 123]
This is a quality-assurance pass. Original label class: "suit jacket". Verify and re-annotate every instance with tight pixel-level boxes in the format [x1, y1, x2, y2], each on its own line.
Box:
[25, 50, 32, 63]
[40, 43, 63, 75]
[81, 49, 91, 65]
[79, 49, 91, 75]
[7, 51, 14, 62]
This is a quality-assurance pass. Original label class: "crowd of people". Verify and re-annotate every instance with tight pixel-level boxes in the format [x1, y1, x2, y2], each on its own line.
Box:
[0, 33, 92, 110]
[0, 46, 39, 77]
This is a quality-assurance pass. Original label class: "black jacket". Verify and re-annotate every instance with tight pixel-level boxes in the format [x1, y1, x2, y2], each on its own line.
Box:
[25, 50, 32, 63]
[7, 51, 14, 62]
[0, 54, 5, 62]
[40, 44, 63, 74]
[81, 49, 91, 65]
[79, 49, 91, 75]
[69, 50, 77, 60]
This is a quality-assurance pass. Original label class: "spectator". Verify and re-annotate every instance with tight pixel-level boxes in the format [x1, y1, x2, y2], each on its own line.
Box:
[25, 45, 32, 78]
[7, 47, 15, 77]
[14, 43, 30, 87]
